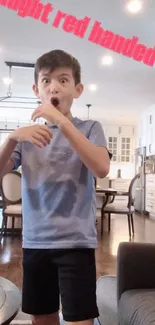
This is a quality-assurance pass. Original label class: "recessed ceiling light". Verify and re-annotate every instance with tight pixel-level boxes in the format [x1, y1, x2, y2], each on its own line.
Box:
[101, 55, 113, 65]
[88, 84, 97, 92]
[126, 0, 142, 13]
[2, 77, 13, 85]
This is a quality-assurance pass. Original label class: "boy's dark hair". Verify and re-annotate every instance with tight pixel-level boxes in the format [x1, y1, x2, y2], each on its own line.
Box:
[34, 49, 81, 85]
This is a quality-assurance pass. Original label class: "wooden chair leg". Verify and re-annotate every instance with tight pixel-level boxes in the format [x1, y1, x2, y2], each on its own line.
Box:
[0, 216, 6, 243]
[127, 214, 131, 237]
[12, 217, 15, 237]
[108, 213, 111, 233]
[130, 213, 134, 234]
[101, 209, 104, 236]
[4, 216, 8, 236]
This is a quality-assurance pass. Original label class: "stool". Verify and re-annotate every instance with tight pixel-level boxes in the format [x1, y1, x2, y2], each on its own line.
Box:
[0, 277, 21, 325]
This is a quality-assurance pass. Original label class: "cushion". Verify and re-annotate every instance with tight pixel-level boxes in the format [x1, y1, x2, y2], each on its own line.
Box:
[118, 289, 155, 325]
[96, 276, 118, 325]
[4, 204, 22, 215]
[104, 203, 134, 213]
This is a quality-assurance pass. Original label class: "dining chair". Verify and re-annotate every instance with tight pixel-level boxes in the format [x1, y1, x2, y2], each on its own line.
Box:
[0, 171, 22, 243]
[101, 173, 140, 237]
[0, 179, 2, 209]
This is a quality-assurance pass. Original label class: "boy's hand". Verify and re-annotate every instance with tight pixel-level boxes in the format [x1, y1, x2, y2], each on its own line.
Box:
[31, 104, 66, 125]
[9, 125, 53, 148]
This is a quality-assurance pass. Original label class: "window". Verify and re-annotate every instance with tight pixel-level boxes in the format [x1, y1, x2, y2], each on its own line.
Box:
[120, 137, 131, 162]
[108, 137, 118, 162]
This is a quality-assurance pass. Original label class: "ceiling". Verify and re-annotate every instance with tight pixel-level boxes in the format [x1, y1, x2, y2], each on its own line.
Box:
[0, 0, 155, 125]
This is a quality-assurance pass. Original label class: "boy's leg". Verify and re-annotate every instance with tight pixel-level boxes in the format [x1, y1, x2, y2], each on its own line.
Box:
[65, 320, 93, 325]
[32, 312, 59, 325]
[22, 248, 60, 325]
[56, 248, 99, 325]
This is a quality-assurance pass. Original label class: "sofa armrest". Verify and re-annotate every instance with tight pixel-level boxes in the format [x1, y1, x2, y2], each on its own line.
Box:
[117, 242, 155, 302]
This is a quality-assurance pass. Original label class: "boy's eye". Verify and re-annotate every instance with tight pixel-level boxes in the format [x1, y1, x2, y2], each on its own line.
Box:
[60, 78, 68, 84]
[42, 78, 49, 83]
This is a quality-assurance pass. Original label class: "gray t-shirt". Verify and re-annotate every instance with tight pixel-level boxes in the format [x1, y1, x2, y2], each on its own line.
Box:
[11, 117, 108, 249]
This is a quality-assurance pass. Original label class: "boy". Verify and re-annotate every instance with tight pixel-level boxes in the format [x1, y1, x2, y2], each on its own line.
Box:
[0, 50, 110, 325]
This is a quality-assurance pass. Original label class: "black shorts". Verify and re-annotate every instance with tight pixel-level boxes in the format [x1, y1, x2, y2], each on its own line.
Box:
[22, 248, 99, 322]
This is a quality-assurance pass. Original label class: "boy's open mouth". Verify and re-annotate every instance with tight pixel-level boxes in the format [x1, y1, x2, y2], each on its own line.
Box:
[51, 97, 59, 108]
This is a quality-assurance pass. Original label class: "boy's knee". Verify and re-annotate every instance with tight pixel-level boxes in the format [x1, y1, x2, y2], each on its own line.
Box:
[32, 312, 59, 325]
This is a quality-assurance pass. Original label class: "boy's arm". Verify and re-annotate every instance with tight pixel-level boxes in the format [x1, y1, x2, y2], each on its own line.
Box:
[0, 124, 53, 177]
[60, 119, 111, 178]
[0, 136, 18, 177]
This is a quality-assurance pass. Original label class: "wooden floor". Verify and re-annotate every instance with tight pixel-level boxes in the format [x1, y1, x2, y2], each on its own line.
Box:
[1, 212, 155, 290]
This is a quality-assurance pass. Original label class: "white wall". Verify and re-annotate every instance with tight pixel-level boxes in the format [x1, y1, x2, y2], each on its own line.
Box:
[109, 162, 135, 179]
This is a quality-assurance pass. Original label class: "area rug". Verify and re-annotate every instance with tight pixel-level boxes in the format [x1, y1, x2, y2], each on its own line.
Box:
[96, 275, 118, 325]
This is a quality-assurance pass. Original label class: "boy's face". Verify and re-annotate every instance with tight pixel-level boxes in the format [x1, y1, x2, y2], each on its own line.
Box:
[33, 67, 83, 118]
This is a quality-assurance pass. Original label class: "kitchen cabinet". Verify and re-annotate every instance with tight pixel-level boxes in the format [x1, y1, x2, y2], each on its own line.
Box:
[105, 125, 135, 163]
[145, 174, 155, 218]
[146, 106, 155, 156]
[137, 105, 155, 156]
[137, 111, 148, 148]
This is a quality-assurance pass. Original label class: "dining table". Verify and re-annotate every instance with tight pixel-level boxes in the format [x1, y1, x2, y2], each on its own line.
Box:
[96, 187, 121, 234]
[96, 188, 117, 207]
[96, 187, 130, 234]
